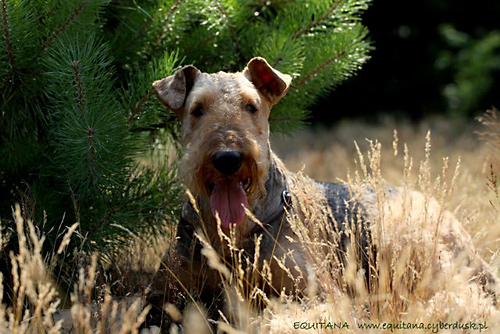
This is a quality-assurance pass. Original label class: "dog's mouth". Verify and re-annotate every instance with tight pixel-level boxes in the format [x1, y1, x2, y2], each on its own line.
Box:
[208, 177, 251, 228]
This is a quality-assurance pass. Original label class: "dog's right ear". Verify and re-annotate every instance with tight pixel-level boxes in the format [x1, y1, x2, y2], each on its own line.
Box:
[153, 65, 199, 117]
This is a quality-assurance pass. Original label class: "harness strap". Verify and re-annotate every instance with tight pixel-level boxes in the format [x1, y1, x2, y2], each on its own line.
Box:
[248, 187, 292, 237]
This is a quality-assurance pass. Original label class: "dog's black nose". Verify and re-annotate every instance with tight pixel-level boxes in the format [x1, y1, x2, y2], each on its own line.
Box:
[212, 151, 243, 175]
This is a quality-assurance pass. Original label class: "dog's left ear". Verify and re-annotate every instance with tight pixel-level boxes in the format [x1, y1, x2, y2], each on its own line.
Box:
[244, 57, 292, 105]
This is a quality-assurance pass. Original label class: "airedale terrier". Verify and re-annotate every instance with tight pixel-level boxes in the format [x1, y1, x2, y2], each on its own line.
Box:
[147, 57, 498, 324]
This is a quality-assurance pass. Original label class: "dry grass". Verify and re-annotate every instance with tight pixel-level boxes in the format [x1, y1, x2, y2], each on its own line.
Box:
[1, 112, 499, 333]
[0, 206, 151, 333]
[273, 116, 500, 265]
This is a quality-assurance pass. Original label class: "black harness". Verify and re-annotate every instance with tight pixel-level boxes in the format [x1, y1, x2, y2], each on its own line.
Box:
[248, 187, 293, 237]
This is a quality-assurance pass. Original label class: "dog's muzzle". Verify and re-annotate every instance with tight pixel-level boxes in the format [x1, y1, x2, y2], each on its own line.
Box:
[209, 150, 250, 228]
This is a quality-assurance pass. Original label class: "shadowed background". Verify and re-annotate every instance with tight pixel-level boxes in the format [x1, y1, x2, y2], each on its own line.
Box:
[312, 0, 500, 123]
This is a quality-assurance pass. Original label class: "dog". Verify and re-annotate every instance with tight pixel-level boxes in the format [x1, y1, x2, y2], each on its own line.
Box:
[146, 57, 498, 326]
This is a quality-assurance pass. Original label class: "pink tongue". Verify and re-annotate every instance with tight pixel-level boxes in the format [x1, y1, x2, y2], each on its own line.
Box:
[209, 180, 248, 228]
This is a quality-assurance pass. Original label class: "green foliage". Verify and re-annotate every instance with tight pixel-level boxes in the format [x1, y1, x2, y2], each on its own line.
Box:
[0, 0, 181, 257]
[437, 24, 500, 117]
[42, 35, 126, 195]
[106, 0, 372, 132]
[0, 0, 371, 261]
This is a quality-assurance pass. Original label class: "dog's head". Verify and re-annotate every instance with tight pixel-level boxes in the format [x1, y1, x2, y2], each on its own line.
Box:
[153, 57, 291, 228]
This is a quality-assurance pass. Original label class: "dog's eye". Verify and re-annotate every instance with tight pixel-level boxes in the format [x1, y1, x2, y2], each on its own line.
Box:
[191, 106, 204, 117]
[245, 103, 258, 114]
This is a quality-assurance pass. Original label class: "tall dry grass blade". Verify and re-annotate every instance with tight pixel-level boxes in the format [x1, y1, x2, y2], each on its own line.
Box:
[477, 108, 500, 206]
[182, 304, 211, 334]
[164, 303, 183, 323]
[197, 232, 230, 280]
[2, 205, 67, 333]
[354, 141, 368, 180]
[392, 129, 399, 156]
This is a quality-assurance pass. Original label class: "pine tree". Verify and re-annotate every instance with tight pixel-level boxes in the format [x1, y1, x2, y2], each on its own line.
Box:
[0, 0, 182, 261]
[107, 0, 372, 132]
[0, 0, 371, 263]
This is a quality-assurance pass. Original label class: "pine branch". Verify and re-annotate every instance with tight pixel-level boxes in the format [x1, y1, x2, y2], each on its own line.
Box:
[215, 0, 246, 63]
[291, 50, 347, 91]
[156, 0, 186, 50]
[165, 0, 186, 25]
[272, 56, 285, 68]
[129, 123, 169, 132]
[126, 20, 152, 49]
[128, 87, 153, 123]
[39, 0, 61, 28]
[87, 126, 96, 186]
[293, 0, 343, 38]
[71, 60, 87, 122]
[125, 2, 156, 50]
[40, 0, 90, 53]
[70, 58, 97, 187]
[1, 0, 16, 76]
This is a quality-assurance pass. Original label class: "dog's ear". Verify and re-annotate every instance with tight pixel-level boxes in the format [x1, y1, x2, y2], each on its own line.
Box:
[153, 65, 199, 117]
[244, 57, 292, 105]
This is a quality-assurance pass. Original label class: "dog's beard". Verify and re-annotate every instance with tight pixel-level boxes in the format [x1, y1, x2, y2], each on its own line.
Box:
[180, 152, 266, 228]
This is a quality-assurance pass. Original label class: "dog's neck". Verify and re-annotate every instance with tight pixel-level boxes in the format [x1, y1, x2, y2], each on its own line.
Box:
[252, 152, 289, 225]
